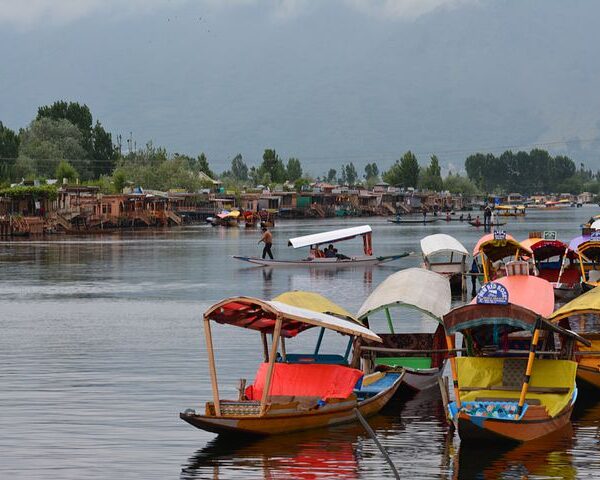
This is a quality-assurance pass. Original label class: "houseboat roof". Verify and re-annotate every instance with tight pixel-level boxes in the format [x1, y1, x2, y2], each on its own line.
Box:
[420, 234, 468, 259]
[288, 225, 372, 249]
[357, 268, 451, 321]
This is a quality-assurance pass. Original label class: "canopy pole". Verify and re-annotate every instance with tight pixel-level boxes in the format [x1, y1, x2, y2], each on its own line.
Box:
[260, 316, 282, 415]
[385, 308, 395, 334]
[343, 337, 353, 361]
[445, 334, 461, 408]
[578, 252, 587, 283]
[261, 332, 269, 362]
[280, 336, 287, 362]
[518, 326, 540, 416]
[482, 255, 490, 283]
[314, 327, 325, 355]
[204, 317, 221, 416]
[556, 246, 569, 284]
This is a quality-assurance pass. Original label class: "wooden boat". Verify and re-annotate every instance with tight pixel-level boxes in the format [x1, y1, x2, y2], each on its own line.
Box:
[520, 235, 581, 300]
[495, 205, 526, 217]
[469, 220, 507, 227]
[442, 273, 590, 443]
[550, 287, 600, 391]
[233, 225, 409, 267]
[575, 235, 600, 292]
[210, 210, 240, 227]
[180, 293, 403, 436]
[421, 234, 469, 294]
[472, 232, 533, 283]
[388, 217, 438, 225]
[356, 268, 452, 392]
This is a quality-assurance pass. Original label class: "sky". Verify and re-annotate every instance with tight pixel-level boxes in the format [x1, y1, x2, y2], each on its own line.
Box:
[1, 0, 600, 176]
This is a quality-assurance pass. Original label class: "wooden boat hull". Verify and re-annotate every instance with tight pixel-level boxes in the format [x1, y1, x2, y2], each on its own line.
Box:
[232, 253, 408, 267]
[402, 368, 441, 391]
[469, 221, 507, 227]
[454, 404, 573, 444]
[388, 219, 438, 225]
[553, 283, 581, 301]
[576, 365, 600, 390]
[180, 375, 402, 436]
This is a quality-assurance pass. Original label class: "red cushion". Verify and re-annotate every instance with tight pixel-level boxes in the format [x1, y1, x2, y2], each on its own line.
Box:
[245, 363, 363, 400]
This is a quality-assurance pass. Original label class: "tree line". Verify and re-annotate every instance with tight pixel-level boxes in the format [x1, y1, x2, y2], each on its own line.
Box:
[1, 100, 598, 196]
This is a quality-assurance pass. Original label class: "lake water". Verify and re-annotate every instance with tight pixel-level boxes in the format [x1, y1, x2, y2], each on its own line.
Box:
[2, 208, 600, 479]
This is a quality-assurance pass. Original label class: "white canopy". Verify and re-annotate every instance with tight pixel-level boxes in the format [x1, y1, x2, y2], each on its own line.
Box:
[420, 234, 468, 259]
[205, 296, 382, 342]
[356, 268, 452, 321]
[591, 219, 600, 230]
[288, 225, 372, 249]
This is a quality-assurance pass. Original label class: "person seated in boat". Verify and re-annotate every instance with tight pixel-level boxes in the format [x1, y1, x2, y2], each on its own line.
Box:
[467, 213, 472, 221]
[446, 212, 451, 221]
[491, 260, 506, 280]
[474, 215, 481, 226]
[324, 244, 337, 258]
[459, 213, 464, 221]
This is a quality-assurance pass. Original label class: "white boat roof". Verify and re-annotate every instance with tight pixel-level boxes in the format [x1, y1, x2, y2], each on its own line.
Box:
[288, 225, 372, 249]
[591, 219, 600, 230]
[420, 234, 468, 258]
[205, 296, 382, 342]
[357, 268, 452, 321]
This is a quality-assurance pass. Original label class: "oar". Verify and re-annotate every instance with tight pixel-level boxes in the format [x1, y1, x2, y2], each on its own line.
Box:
[354, 408, 400, 480]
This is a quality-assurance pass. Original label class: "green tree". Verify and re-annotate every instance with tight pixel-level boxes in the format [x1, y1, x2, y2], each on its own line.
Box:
[259, 149, 286, 184]
[364, 162, 379, 180]
[0, 122, 20, 181]
[443, 173, 479, 195]
[18, 117, 89, 178]
[345, 162, 358, 185]
[37, 101, 93, 152]
[194, 152, 215, 179]
[326, 168, 337, 183]
[230, 154, 248, 181]
[55, 160, 79, 183]
[420, 155, 443, 191]
[112, 169, 127, 193]
[91, 121, 116, 177]
[383, 151, 420, 188]
[286, 157, 303, 182]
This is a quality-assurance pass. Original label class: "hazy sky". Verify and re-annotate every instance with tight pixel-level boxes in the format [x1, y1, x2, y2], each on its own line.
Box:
[1, 0, 599, 176]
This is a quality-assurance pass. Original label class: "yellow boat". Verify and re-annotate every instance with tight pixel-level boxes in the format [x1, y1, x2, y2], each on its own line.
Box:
[180, 292, 403, 436]
[495, 205, 526, 216]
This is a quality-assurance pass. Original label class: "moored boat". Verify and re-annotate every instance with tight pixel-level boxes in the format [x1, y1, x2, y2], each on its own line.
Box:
[472, 232, 533, 282]
[233, 225, 409, 267]
[356, 268, 452, 393]
[180, 293, 403, 436]
[388, 217, 439, 225]
[443, 274, 590, 443]
[575, 234, 600, 292]
[421, 234, 469, 294]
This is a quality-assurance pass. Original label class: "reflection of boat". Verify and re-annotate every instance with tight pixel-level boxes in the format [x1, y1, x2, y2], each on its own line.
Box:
[421, 234, 469, 293]
[233, 225, 409, 267]
[443, 274, 589, 443]
[388, 217, 439, 224]
[551, 288, 600, 391]
[520, 236, 581, 300]
[473, 232, 533, 283]
[180, 293, 402, 436]
[356, 268, 452, 392]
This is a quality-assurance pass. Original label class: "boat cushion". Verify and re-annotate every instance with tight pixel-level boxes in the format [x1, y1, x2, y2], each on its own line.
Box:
[375, 357, 432, 369]
[245, 363, 364, 401]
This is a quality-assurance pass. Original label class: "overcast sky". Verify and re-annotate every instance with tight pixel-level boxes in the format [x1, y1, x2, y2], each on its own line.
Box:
[1, 0, 599, 176]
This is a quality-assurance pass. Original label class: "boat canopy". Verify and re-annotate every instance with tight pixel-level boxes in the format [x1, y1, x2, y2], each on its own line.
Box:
[204, 296, 381, 342]
[272, 291, 356, 321]
[577, 240, 600, 262]
[591, 219, 600, 230]
[569, 235, 590, 252]
[496, 205, 525, 210]
[216, 210, 240, 219]
[473, 233, 532, 262]
[288, 225, 372, 249]
[420, 234, 468, 259]
[550, 286, 600, 322]
[520, 238, 576, 261]
[356, 268, 451, 321]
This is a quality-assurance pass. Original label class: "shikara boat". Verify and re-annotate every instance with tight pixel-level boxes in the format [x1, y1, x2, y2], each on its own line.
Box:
[495, 205, 526, 217]
[550, 287, 600, 390]
[180, 293, 403, 436]
[469, 220, 507, 227]
[233, 225, 409, 267]
[575, 235, 600, 292]
[210, 209, 240, 227]
[520, 236, 581, 300]
[473, 232, 533, 282]
[388, 217, 439, 225]
[356, 268, 452, 392]
[443, 273, 590, 443]
[421, 234, 469, 294]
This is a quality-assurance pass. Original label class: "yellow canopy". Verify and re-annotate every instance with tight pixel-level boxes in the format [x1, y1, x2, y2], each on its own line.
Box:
[550, 286, 600, 322]
[273, 291, 356, 321]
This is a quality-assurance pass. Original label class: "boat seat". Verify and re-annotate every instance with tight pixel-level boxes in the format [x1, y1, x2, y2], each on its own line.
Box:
[375, 357, 432, 369]
[462, 386, 570, 394]
[474, 397, 541, 405]
[588, 270, 600, 282]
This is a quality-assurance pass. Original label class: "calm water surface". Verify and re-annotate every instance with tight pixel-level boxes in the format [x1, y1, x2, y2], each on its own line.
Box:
[2, 209, 600, 479]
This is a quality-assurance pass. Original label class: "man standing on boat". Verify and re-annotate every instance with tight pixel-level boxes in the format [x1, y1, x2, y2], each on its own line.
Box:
[258, 226, 274, 259]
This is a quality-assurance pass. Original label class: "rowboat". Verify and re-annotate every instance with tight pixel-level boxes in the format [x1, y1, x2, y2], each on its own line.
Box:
[520, 235, 581, 300]
[473, 232, 533, 282]
[421, 234, 469, 294]
[388, 218, 439, 225]
[575, 234, 600, 292]
[356, 268, 452, 393]
[443, 273, 590, 443]
[233, 225, 409, 267]
[469, 220, 507, 227]
[180, 293, 403, 436]
[550, 287, 600, 391]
